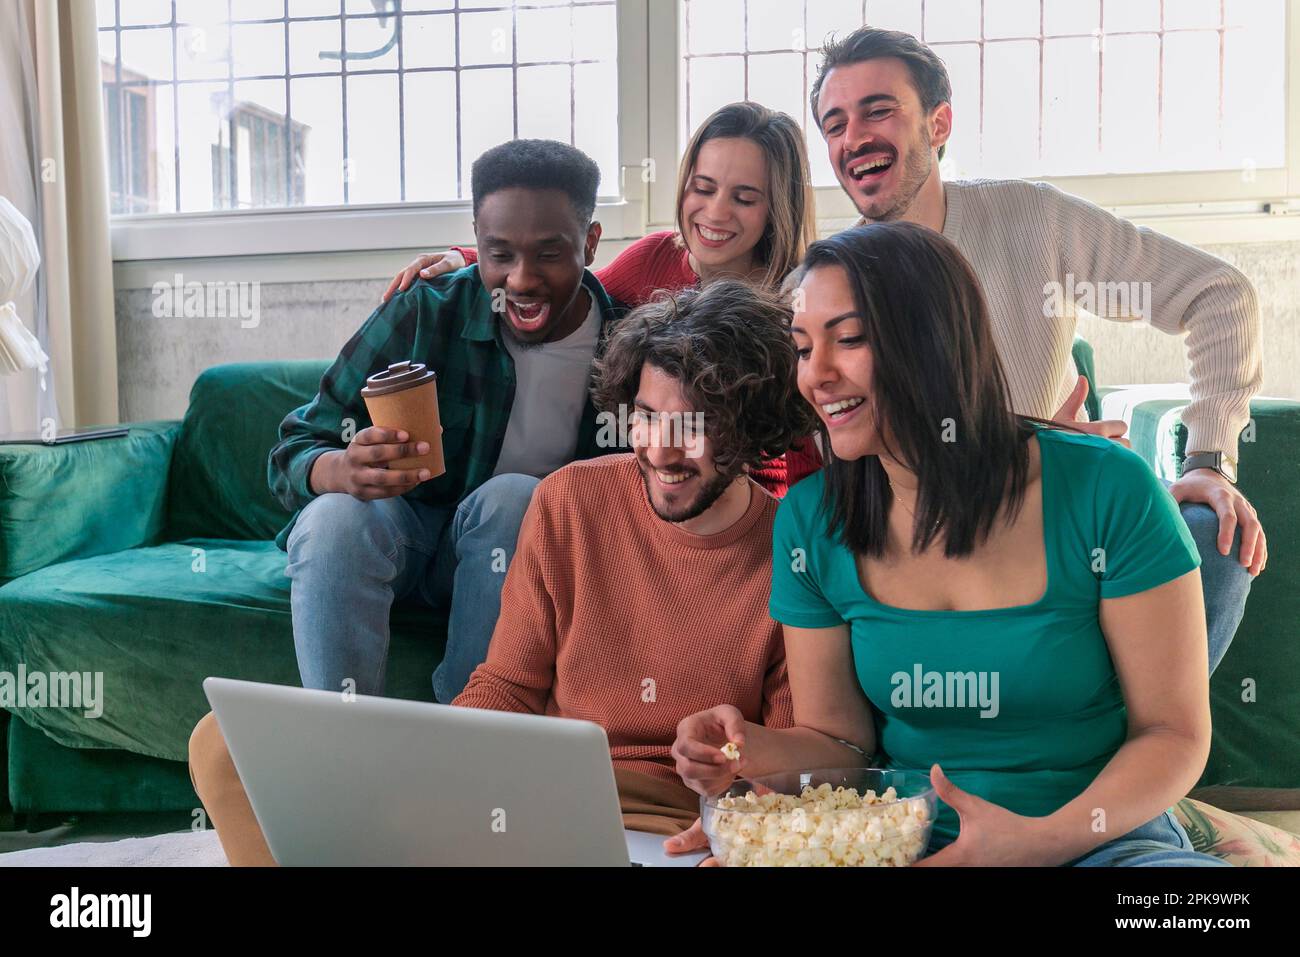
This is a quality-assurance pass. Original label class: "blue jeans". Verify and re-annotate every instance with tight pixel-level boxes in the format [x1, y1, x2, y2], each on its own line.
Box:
[285, 473, 541, 703]
[1070, 810, 1230, 867]
[1176, 501, 1251, 675]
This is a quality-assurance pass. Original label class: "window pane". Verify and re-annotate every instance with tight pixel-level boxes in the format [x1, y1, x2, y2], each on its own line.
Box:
[866, 0, 921, 38]
[686, 55, 745, 139]
[120, 27, 174, 81]
[402, 71, 458, 202]
[291, 75, 344, 205]
[518, 7, 573, 63]
[344, 15, 400, 72]
[176, 82, 225, 212]
[120, 0, 174, 27]
[517, 64, 572, 141]
[1161, 30, 1220, 170]
[177, 23, 231, 81]
[745, 52, 805, 128]
[1103, 0, 1159, 34]
[289, 18, 342, 75]
[458, 10, 514, 67]
[574, 59, 619, 195]
[687, 0, 744, 56]
[346, 73, 400, 204]
[459, 67, 513, 198]
[288, 0, 341, 17]
[572, 3, 615, 61]
[938, 42, 980, 177]
[1222, 0, 1285, 170]
[981, 39, 1039, 177]
[1164, 0, 1222, 31]
[923, 0, 980, 43]
[1101, 34, 1159, 173]
[1043, 0, 1099, 36]
[984, 0, 1039, 39]
[1041, 36, 1100, 175]
[232, 22, 286, 78]
[746, 0, 803, 53]
[806, 0, 864, 51]
[403, 14, 456, 69]
[232, 0, 282, 21]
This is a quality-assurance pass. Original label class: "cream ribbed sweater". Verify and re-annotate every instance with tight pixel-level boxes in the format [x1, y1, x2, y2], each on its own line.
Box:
[859, 179, 1262, 459]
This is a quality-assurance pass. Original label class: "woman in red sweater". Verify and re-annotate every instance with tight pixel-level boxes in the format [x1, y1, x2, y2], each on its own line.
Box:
[381, 102, 824, 494]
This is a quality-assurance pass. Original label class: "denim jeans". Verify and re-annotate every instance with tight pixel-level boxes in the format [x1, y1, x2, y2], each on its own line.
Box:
[1175, 500, 1252, 675]
[285, 473, 541, 703]
[1070, 810, 1230, 867]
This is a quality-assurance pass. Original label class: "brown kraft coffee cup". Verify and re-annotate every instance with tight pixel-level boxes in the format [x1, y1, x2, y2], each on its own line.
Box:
[360, 360, 446, 477]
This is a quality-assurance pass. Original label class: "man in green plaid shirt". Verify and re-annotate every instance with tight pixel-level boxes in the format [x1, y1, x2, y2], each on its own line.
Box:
[268, 140, 626, 703]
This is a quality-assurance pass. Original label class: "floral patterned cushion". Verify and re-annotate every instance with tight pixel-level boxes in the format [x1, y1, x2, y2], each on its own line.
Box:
[1173, 798, 1300, 867]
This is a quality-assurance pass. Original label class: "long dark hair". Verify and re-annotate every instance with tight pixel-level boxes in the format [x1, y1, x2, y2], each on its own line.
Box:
[801, 222, 1033, 558]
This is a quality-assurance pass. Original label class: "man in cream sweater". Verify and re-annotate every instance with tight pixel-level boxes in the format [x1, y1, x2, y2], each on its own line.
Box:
[808, 26, 1264, 671]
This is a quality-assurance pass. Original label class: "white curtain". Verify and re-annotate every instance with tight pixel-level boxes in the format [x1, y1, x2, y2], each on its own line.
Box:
[0, 0, 117, 435]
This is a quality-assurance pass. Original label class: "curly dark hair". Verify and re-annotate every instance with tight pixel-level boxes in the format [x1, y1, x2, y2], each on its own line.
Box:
[591, 279, 816, 478]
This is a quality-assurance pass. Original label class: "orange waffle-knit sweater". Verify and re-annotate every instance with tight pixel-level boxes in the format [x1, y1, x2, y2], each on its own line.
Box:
[452, 453, 794, 783]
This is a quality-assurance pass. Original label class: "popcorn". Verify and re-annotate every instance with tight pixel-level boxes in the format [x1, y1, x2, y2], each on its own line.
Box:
[704, 782, 931, 867]
[720, 741, 742, 761]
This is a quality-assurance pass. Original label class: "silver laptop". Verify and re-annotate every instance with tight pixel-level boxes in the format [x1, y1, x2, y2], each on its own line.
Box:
[203, 677, 708, 867]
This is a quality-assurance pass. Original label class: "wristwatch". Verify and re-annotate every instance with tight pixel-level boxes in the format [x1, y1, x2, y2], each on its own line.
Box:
[1181, 451, 1238, 484]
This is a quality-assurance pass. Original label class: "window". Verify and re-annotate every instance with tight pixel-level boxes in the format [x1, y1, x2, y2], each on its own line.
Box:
[680, 0, 1290, 196]
[97, 0, 620, 215]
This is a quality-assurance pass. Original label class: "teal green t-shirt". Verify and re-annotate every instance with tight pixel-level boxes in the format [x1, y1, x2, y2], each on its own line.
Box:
[769, 428, 1200, 845]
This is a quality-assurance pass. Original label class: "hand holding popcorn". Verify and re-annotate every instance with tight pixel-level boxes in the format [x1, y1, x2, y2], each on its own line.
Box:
[672, 704, 748, 797]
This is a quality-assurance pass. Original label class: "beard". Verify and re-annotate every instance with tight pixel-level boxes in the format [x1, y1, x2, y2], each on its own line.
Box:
[857, 125, 934, 222]
[638, 464, 736, 524]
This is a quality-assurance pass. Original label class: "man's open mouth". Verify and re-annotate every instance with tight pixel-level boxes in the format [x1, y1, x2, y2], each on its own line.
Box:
[847, 150, 896, 184]
[506, 299, 551, 329]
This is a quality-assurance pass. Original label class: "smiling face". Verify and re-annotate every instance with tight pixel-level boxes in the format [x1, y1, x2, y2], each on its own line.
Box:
[631, 364, 737, 525]
[475, 187, 601, 345]
[791, 264, 885, 462]
[678, 136, 771, 274]
[815, 57, 950, 222]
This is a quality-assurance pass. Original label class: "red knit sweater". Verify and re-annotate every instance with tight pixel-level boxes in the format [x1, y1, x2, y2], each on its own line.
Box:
[454, 232, 824, 493]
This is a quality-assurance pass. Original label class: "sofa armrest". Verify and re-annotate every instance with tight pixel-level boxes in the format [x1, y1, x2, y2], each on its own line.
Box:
[0, 421, 182, 580]
[1100, 386, 1300, 791]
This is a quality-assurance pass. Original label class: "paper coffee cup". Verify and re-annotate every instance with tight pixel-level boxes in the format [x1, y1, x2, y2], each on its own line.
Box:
[360, 360, 446, 477]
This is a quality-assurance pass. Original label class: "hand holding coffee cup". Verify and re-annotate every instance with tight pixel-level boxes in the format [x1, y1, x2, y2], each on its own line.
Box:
[330, 426, 435, 501]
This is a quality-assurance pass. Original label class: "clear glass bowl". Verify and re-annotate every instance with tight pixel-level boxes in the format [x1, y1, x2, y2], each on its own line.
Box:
[701, 768, 937, 867]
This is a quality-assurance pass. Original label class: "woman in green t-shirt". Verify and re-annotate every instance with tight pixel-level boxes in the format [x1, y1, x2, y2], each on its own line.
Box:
[669, 222, 1226, 866]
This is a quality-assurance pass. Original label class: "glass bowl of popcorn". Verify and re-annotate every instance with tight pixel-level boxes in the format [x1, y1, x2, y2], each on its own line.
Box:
[701, 768, 936, 867]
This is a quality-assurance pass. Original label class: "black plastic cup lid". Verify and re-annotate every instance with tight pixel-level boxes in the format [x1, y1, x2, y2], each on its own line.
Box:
[360, 360, 437, 397]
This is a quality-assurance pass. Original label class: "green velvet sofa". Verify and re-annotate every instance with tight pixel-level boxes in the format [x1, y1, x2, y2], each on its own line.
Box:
[1, 346, 1297, 824]
[0, 361, 443, 822]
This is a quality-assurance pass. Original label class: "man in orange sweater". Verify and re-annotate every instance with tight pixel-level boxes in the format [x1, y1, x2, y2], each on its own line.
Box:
[452, 278, 814, 833]
[188, 279, 814, 863]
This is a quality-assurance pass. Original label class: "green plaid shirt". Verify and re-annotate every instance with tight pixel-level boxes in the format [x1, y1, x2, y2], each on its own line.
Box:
[268, 266, 626, 549]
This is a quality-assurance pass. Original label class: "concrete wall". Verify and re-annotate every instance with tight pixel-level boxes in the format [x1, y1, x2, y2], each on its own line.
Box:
[113, 237, 1300, 423]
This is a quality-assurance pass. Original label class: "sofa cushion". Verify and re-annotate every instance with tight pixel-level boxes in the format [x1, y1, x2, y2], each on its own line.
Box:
[166, 361, 329, 542]
[1174, 798, 1300, 867]
[0, 538, 443, 761]
[1103, 391, 1300, 791]
[0, 421, 179, 581]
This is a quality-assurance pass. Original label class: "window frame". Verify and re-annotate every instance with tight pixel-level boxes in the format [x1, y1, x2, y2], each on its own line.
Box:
[109, 0, 1300, 265]
[110, 0, 650, 262]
